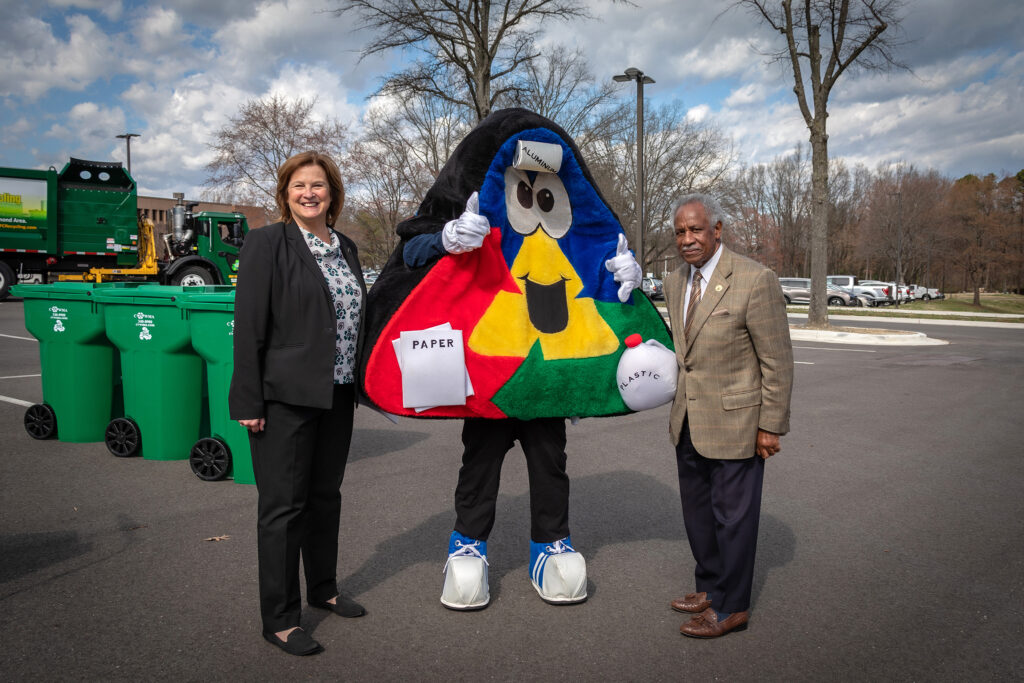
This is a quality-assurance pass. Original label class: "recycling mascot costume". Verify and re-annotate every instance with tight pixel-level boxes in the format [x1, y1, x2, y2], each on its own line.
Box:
[361, 108, 673, 609]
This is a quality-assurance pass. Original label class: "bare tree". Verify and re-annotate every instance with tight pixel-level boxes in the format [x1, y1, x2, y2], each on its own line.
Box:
[734, 0, 907, 327]
[205, 95, 348, 213]
[500, 46, 623, 145]
[826, 159, 872, 276]
[334, 0, 627, 122]
[860, 163, 948, 302]
[587, 100, 735, 274]
[721, 163, 783, 270]
[942, 174, 1006, 305]
[346, 96, 471, 267]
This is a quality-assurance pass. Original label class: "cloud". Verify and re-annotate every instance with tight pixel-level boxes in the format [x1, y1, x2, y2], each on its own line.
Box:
[1, 118, 35, 148]
[43, 102, 127, 159]
[724, 82, 774, 108]
[0, 13, 123, 101]
[48, 0, 124, 21]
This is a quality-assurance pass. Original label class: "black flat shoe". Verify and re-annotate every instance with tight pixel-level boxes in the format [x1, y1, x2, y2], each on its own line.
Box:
[310, 594, 366, 618]
[262, 628, 324, 656]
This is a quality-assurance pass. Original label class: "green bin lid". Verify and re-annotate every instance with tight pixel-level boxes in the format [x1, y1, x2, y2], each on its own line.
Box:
[93, 285, 187, 306]
[178, 291, 235, 312]
[10, 282, 143, 300]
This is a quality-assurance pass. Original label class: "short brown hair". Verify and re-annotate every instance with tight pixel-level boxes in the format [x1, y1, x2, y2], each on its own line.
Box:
[275, 151, 345, 226]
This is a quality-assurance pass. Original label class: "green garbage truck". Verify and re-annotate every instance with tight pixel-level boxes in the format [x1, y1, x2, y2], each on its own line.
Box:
[0, 158, 249, 300]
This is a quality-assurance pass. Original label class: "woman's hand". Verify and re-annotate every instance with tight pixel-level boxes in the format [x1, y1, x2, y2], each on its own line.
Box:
[239, 418, 266, 433]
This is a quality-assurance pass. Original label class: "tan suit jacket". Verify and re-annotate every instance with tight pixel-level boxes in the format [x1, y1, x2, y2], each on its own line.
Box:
[665, 247, 793, 459]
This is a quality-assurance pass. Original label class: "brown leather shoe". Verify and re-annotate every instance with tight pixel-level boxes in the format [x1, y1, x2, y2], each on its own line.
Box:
[670, 591, 711, 613]
[680, 608, 749, 638]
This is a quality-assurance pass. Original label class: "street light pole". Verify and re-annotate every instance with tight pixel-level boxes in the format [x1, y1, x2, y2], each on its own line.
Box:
[115, 133, 140, 176]
[613, 67, 654, 275]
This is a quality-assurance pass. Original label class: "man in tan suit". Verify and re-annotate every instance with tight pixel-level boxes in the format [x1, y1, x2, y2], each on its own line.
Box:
[663, 193, 793, 638]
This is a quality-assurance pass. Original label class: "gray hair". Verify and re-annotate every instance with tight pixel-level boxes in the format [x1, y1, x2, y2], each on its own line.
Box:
[671, 193, 727, 231]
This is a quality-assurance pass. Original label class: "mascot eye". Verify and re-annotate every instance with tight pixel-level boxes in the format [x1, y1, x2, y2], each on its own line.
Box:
[537, 189, 554, 212]
[517, 181, 533, 209]
[532, 173, 571, 239]
[505, 167, 539, 236]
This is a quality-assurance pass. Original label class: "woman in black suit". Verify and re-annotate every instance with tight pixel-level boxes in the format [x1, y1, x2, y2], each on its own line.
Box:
[229, 151, 368, 656]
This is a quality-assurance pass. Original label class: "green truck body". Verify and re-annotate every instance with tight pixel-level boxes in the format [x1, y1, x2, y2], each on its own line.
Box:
[0, 158, 248, 299]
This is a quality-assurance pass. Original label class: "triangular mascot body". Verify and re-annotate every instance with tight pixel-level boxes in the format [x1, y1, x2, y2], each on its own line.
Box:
[360, 108, 673, 609]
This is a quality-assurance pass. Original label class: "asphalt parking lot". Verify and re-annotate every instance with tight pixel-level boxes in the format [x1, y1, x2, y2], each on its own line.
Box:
[1, 299, 1022, 681]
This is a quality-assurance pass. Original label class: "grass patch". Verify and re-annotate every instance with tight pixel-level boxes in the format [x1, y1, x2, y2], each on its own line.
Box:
[783, 292, 1024, 323]
[659, 292, 1024, 324]
[922, 293, 1024, 315]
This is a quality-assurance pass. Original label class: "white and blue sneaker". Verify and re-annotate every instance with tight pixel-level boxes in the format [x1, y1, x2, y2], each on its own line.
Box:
[441, 531, 490, 610]
[529, 537, 587, 604]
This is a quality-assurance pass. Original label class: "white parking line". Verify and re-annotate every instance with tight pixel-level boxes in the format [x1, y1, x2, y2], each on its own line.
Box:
[794, 346, 877, 353]
[795, 361, 815, 365]
[0, 374, 41, 379]
[0, 394, 33, 407]
[0, 333, 34, 341]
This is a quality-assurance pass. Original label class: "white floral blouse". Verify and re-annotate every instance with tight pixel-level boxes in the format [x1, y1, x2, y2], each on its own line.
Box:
[301, 228, 362, 385]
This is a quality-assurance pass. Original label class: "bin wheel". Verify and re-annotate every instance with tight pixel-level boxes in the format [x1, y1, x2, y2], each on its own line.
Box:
[190, 438, 231, 481]
[105, 417, 141, 458]
[24, 403, 57, 440]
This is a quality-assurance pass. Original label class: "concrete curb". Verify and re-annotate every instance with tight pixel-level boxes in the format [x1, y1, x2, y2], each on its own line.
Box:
[789, 312, 1024, 330]
[789, 328, 949, 346]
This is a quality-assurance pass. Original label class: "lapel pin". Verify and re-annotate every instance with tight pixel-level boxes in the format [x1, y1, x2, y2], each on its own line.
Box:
[715, 284, 723, 292]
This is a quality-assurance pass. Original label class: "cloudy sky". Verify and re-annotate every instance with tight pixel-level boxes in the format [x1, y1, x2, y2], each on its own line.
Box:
[1, 0, 1021, 199]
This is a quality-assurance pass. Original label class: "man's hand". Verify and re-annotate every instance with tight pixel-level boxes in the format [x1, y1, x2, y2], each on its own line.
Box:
[605, 234, 642, 303]
[441, 192, 491, 254]
[756, 429, 780, 460]
[239, 418, 265, 433]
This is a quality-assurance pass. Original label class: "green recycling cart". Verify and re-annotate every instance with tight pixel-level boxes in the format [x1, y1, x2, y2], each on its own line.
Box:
[179, 290, 254, 484]
[12, 282, 135, 442]
[92, 285, 231, 460]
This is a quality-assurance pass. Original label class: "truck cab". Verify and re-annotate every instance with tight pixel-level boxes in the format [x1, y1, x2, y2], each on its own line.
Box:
[162, 207, 248, 286]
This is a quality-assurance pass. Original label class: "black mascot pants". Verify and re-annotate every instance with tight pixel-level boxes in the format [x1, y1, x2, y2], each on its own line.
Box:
[454, 417, 570, 543]
[675, 417, 764, 615]
[249, 383, 355, 634]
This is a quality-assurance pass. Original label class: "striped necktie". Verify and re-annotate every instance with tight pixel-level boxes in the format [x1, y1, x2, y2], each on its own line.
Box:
[684, 270, 702, 341]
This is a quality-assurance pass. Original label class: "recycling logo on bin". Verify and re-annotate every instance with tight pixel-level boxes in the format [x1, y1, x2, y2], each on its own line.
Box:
[135, 311, 155, 341]
[49, 305, 68, 332]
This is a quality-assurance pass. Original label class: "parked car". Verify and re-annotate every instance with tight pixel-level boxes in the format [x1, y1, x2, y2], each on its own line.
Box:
[828, 275, 892, 304]
[852, 289, 883, 307]
[910, 284, 944, 301]
[779, 277, 811, 305]
[826, 283, 857, 306]
[779, 277, 854, 306]
[642, 277, 664, 300]
[859, 280, 900, 304]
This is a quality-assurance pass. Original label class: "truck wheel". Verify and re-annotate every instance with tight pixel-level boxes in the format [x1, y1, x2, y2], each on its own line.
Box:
[0, 261, 15, 300]
[190, 437, 232, 481]
[171, 266, 214, 287]
[24, 404, 57, 440]
[922, 294, 931, 301]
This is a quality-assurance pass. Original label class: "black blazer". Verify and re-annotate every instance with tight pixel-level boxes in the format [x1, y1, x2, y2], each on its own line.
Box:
[228, 221, 367, 418]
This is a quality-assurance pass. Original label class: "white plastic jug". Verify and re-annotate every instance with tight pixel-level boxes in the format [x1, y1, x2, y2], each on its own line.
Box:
[616, 333, 678, 411]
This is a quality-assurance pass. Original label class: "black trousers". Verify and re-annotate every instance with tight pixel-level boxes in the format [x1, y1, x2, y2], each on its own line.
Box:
[249, 383, 355, 633]
[675, 418, 764, 614]
[454, 417, 569, 543]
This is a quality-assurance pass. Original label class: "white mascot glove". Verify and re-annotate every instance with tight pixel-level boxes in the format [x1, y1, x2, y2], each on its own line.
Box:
[605, 233, 642, 303]
[441, 192, 491, 254]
